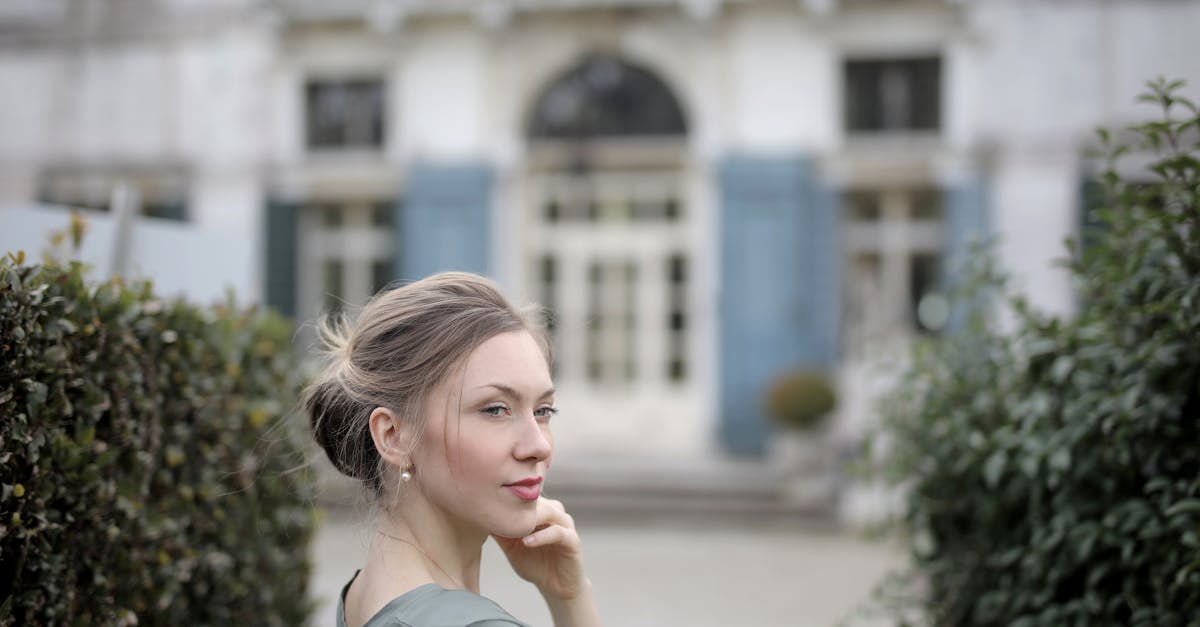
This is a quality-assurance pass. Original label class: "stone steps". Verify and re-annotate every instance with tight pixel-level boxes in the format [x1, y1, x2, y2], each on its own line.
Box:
[313, 454, 841, 526]
[543, 456, 838, 525]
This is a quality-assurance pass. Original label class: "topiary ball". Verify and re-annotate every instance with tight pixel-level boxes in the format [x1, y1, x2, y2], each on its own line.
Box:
[765, 371, 837, 431]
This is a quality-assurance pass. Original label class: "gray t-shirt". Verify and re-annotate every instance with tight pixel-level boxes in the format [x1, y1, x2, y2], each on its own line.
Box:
[336, 572, 531, 627]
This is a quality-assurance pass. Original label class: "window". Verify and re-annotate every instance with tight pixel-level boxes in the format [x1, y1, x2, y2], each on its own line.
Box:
[528, 55, 687, 139]
[844, 57, 941, 133]
[38, 166, 188, 221]
[305, 78, 385, 149]
[842, 188, 947, 356]
[302, 199, 397, 319]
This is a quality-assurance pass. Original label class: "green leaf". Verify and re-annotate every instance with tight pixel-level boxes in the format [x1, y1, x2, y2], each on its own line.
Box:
[1048, 447, 1071, 473]
[983, 450, 1007, 488]
[1165, 500, 1200, 518]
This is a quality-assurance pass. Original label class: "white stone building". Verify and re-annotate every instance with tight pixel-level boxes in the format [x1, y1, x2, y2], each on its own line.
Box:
[1, 0, 1197, 472]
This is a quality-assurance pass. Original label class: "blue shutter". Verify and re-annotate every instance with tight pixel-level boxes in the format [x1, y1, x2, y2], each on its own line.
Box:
[718, 156, 839, 456]
[264, 198, 298, 318]
[942, 180, 990, 332]
[400, 163, 493, 280]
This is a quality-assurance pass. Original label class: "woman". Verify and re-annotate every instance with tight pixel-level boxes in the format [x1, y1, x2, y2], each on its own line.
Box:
[305, 272, 601, 627]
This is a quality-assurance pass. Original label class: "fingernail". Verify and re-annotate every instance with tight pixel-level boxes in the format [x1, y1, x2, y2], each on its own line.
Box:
[523, 536, 535, 546]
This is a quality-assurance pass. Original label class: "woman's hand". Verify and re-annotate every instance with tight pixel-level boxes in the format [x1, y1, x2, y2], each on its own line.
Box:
[492, 497, 589, 601]
[493, 497, 601, 626]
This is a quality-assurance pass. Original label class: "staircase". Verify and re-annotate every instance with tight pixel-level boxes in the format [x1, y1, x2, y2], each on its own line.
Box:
[313, 454, 841, 526]
[544, 456, 839, 526]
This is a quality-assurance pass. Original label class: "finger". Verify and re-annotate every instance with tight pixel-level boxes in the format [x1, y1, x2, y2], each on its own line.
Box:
[522, 523, 580, 549]
[535, 498, 574, 528]
[538, 497, 565, 516]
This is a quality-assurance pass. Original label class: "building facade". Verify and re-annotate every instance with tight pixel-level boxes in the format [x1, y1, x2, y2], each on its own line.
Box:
[2, 0, 1198, 462]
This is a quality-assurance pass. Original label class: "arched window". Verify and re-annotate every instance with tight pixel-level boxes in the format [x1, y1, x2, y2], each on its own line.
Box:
[527, 55, 687, 139]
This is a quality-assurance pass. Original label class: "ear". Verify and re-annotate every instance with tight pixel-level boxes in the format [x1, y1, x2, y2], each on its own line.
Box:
[368, 406, 411, 469]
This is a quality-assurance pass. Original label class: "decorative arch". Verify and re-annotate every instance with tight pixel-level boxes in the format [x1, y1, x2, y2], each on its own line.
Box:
[526, 54, 688, 139]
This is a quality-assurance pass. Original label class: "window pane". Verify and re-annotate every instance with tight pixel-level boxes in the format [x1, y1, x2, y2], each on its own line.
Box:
[845, 60, 882, 131]
[540, 255, 558, 333]
[664, 197, 680, 221]
[372, 259, 393, 295]
[845, 57, 940, 132]
[586, 261, 603, 383]
[669, 358, 686, 381]
[323, 260, 344, 313]
[845, 192, 881, 222]
[585, 259, 638, 385]
[666, 253, 688, 382]
[371, 201, 395, 228]
[142, 201, 187, 221]
[911, 253, 945, 333]
[306, 79, 386, 148]
[669, 254, 686, 284]
[911, 189, 942, 220]
[321, 204, 343, 228]
[536, 254, 560, 375]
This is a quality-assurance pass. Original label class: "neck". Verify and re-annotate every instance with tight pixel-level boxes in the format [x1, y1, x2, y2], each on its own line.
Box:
[373, 503, 486, 594]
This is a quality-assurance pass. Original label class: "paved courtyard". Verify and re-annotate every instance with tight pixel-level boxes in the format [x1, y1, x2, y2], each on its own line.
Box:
[311, 512, 907, 627]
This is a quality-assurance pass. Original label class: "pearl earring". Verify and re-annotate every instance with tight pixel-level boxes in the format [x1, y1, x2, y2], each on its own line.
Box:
[400, 468, 413, 482]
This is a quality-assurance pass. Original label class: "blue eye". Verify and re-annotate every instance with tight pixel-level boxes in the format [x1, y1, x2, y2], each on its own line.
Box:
[481, 405, 509, 417]
[534, 406, 560, 420]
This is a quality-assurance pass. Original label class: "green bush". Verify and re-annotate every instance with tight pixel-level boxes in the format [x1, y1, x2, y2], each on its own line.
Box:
[0, 250, 316, 626]
[875, 78, 1200, 626]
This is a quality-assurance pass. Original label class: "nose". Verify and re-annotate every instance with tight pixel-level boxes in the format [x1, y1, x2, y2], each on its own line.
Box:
[513, 414, 552, 463]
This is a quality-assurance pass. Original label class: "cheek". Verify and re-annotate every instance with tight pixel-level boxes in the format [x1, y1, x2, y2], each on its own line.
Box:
[447, 426, 506, 483]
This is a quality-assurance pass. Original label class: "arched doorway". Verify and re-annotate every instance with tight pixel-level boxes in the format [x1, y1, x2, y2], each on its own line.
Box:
[522, 54, 703, 457]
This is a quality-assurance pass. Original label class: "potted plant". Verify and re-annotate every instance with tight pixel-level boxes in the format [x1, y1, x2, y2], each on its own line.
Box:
[764, 370, 839, 505]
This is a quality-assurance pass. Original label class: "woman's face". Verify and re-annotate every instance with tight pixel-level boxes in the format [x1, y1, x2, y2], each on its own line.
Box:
[413, 330, 555, 539]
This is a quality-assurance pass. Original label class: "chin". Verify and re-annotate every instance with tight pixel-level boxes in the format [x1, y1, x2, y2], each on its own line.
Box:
[491, 513, 539, 539]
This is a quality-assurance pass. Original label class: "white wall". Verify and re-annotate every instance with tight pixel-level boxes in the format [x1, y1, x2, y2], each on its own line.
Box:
[398, 22, 489, 161]
[0, 204, 254, 306]
[725, 6, 837, 153]
[974, 1, 1200, 142]
[990, 145, 1080, 320]
[1110, 2, 1200, 123]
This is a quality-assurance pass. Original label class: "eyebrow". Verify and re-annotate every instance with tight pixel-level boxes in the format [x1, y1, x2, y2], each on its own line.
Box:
[474, 383, 555, 401]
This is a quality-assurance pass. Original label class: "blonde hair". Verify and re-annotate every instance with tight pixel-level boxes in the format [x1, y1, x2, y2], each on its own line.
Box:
[303, 271, 552, 497]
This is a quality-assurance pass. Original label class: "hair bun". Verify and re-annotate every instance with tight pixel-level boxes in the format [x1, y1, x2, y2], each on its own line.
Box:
[305, 377, 380, 487]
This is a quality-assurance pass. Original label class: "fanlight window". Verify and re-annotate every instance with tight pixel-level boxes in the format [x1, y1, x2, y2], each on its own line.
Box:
[528, 55, 687, 139]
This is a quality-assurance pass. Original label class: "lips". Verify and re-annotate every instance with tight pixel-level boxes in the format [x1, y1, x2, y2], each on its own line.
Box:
[503, 476, 542, 501]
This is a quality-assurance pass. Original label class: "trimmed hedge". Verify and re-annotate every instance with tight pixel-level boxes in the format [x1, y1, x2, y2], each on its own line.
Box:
[0, 252, 315, 625]
[876, 78, 1200, 625]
